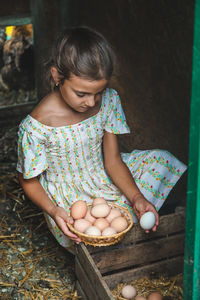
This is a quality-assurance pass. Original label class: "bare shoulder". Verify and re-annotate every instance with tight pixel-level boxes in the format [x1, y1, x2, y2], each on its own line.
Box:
[30, 92, 62, 125]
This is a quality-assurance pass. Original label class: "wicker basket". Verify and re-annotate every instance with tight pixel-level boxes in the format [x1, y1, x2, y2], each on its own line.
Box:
[67, 203, 133, 247]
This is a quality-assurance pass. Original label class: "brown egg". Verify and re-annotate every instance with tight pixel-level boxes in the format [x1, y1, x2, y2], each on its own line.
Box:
[92, 197, 107, 206]
[74, 219, 91, 233]
[106, 207, 121, 223]
[111, 216, 128, 233]
[84, 209, 96, 224]
[91, 203, 111, 218]
[70, 200, 88, 220]
[94, 218, 109, 232]
[147, 292, 162, 300]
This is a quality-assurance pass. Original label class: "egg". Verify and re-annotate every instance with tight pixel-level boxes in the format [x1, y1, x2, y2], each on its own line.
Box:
[94, 218, 109, 232]
[74, 219, 91, 233]
[102, 226, 117, 236]
[92, 197, 107, 206]
[70, 200, 88, 220]
[135, 296, 147, 300]
[140, 212, 156, 230]
[84, 209, 96, 224]
[121, 285, 137, 299]
[91, 203, 111, 218]
[85, 226, 101, 236]
[106, 207, 121, 223]
[147, 292, 162, 300]
[111, 216, 128, 233]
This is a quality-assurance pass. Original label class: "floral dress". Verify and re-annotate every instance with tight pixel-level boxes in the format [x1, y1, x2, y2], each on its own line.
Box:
[17, 88, 187, 248]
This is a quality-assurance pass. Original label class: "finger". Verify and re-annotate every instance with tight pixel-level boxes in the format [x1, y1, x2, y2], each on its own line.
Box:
[66, 216, 74, 224]
[152, 225, 157, 232]
[57, 219, 78, 238]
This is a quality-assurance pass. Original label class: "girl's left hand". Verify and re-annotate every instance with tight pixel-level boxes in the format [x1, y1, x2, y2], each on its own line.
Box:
[132, 194, 159, 233]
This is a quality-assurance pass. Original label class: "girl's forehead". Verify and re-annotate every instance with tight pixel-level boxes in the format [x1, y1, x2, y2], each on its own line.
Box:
[66, 74, 108, 92]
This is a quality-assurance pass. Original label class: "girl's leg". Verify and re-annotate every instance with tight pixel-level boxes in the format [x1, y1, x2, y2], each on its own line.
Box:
[121, 149, 187, 211]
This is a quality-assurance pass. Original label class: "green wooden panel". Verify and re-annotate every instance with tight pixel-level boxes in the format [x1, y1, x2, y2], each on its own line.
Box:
[183, 0, 200, 299]
[0, 16, 32, 26]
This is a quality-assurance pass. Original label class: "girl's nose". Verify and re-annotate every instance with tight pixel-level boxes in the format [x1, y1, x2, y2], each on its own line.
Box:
[86, 96, 95, 107]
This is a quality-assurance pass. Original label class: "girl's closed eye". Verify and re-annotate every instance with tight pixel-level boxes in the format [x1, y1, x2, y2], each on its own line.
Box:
[76, 93, 86, 98]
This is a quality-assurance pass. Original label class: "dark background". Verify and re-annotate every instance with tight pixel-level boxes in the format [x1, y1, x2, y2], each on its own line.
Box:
[0, 0, 194, 210]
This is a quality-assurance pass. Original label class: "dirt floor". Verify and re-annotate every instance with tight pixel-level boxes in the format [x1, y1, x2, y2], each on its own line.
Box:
[0, 101, 78, 299]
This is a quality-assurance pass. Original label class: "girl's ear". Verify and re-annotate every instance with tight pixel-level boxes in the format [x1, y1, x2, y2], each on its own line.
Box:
[50, 67, 60, 84]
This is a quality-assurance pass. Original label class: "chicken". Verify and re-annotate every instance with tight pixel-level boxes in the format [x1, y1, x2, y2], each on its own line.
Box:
[0, 25, 35, 103]
[0, 28, 6, 69]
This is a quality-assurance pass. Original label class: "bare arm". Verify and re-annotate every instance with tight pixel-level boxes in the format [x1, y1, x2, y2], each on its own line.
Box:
[18, 172, 81, 242]
[103, 131, 159, 231]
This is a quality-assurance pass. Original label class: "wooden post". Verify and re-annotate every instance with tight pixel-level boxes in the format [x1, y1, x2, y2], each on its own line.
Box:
[30, 0, 80, 101]
[30, 0, 61, 100]
[183, 0, 200, 299]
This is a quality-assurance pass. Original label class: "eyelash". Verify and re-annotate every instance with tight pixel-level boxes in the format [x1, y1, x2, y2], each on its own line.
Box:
[77, 94, 85, 98]
[76, 91, 103, 98]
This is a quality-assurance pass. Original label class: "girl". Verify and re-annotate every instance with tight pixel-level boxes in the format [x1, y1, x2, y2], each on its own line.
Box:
[17, 27, 187, 253]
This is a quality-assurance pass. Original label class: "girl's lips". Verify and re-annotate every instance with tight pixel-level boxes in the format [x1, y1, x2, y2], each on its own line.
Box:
[81, 106, 89, 111]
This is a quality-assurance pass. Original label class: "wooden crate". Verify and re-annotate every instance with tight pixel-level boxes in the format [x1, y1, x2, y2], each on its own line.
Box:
[75, 209, 185, 300]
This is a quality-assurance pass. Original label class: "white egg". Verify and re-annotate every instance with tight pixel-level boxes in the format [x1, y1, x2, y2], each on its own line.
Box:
[140, 212, 156, 230]
[121, 285, 137, 299]
[85, 226, 101, 236]
[102, 227, 117, 236]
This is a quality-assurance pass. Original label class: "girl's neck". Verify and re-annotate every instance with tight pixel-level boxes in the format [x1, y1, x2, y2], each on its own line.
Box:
[30, 90, 103, 128]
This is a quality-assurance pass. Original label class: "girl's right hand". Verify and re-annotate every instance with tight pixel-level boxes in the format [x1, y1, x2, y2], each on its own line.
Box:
[50, 206, 81, 244]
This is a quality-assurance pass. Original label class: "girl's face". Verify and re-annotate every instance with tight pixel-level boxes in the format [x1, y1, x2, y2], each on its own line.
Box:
[58, 74, 108, 113]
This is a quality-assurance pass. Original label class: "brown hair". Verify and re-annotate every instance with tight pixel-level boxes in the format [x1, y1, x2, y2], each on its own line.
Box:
[43, 26, 115, 91]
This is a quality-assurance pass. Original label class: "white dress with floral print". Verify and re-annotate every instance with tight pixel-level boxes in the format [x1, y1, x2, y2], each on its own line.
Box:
[17, 88, 187, 247]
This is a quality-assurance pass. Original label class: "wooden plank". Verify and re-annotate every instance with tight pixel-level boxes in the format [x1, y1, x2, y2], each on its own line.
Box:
[87, 211, 185, 254]
[122, 211, 185, 244]
[76, 243, 114, 300]
[0, 102, 36, 126]
[92, 233, 185, 274]
[104, 256, 184, 290]
[75, 258, 97, 300]
[75, 280, 88, 300]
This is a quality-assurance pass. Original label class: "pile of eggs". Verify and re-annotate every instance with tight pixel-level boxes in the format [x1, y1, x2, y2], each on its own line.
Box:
[121, 285, 163, 300]
[70, 198, 128, 236]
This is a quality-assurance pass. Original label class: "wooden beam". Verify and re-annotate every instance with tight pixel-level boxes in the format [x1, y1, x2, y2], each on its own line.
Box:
[104, 256, 184, 290]
[0, 16, 31, 26]
[30, 0, 61, 100]
[92, 234, 185, 274]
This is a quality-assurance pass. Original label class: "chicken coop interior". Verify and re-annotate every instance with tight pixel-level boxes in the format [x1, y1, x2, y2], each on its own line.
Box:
[0, 0, 198, 299]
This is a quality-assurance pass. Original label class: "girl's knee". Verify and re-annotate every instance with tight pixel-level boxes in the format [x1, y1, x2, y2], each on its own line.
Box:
[151, 149, 172, 159]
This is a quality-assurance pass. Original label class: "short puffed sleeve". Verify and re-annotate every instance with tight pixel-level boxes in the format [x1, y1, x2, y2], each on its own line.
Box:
[104, 89, 131, 134]
[16, 120, 48, 179]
